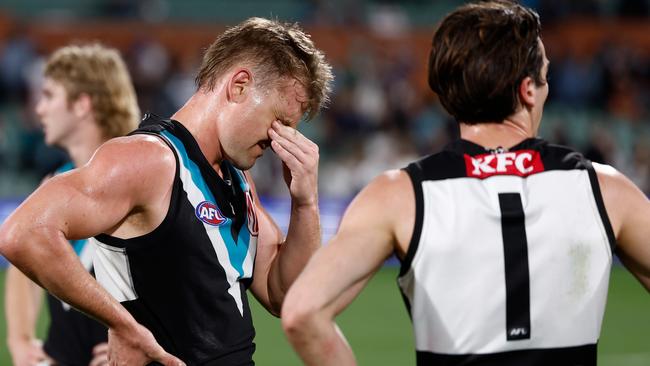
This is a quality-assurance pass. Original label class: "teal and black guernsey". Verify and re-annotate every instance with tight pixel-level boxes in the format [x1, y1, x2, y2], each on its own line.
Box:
[43, 162, 108, 366]
[93, 114, 260, 365]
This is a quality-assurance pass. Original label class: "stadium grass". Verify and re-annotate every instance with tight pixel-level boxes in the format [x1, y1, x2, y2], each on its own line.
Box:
[0, 266, 647, 365]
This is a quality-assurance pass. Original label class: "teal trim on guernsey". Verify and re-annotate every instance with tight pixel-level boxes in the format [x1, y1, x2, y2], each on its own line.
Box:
[54, 161, 75, 175]
[160, 130, 252, 279]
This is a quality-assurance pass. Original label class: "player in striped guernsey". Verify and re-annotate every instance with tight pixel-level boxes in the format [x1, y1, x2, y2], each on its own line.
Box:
[282, 1, 650, 365]
[4, 44, 139, 366]
[0, 18, 333, 365]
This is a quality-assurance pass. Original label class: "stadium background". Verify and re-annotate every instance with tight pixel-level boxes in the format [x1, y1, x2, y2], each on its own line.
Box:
[0, 0, 648, 364]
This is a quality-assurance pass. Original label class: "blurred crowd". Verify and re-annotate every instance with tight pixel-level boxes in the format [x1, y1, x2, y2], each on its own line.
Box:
[0, 0, 649, 199]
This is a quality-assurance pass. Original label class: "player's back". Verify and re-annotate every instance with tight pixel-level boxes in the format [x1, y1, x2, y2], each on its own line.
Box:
[399, 138, 614, 366]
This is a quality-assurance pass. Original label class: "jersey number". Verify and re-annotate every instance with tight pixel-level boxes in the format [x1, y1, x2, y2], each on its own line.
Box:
[498, 193, 531, 341]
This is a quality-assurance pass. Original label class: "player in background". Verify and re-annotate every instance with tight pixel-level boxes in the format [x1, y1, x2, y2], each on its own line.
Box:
[281, 1, 650, 365]
[4, 44, 139, 366]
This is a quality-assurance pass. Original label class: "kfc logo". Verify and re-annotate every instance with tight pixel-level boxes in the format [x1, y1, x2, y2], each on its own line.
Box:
[464, 150, 544, 178]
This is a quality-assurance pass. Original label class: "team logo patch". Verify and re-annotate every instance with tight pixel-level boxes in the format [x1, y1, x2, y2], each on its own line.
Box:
[464, 150, 545, 179]
[245, 191, 259, 236]
[195, 201, 228, 226]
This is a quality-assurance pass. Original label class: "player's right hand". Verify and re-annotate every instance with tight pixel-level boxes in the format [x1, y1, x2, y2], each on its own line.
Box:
[8, 338, 51, 366]
[268, 120, 319, 207]
[107, 323, 185, 366]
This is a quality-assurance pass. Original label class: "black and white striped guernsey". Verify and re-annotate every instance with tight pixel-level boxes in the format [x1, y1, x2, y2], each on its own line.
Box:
[399, 138, 615, 366]
[93, 115, 259, 365]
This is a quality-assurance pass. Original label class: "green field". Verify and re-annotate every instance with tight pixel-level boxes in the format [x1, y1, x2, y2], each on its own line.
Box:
[0, 266, 648, 365]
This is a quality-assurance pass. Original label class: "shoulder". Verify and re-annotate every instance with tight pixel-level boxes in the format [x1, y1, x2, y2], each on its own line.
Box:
[593, 162, 633, 193]
[69, 135, 177, 203]
[362, 169, 412, 197]
[344, 169, 413, 226]
[87, 135, 176, 176]
[593, 162, 648, 235]
[95, 134, 174, 159]
[592, 162, 645, 202]
[338, 169, 414, 256]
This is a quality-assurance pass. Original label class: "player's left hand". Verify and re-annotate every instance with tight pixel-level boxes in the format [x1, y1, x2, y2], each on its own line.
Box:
[88, 342, 109, 366]
[107, 323, 185, 366]
[7, 338, 51, 366]
[269, 120, 319, 207]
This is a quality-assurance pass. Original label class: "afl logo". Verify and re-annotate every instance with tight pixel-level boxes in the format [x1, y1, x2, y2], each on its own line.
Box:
[195, 201, 228, 226]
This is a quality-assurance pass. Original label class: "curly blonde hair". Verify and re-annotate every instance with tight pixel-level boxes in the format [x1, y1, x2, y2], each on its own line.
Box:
[45, 43, 140, 138]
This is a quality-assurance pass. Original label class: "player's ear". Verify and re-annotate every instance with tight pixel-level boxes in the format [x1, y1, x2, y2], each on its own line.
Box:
[226, 68, 253, 104]
[72, 93, 93, 119]
[518, 76, 536, 109]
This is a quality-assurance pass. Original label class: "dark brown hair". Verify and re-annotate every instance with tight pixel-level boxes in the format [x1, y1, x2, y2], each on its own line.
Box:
[428, 0, 544, 124]
[196, 17, 333, 120]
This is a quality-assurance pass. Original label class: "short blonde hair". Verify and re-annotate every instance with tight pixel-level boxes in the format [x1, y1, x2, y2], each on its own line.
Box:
[44, 43, 140, 138]
[196, 17, 333, 121]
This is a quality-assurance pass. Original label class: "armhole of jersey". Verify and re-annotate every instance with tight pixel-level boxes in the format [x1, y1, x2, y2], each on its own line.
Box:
[585, 161, 617, 254]
[94, 132, 181, 248]
[147, 131, 181, 193]
[399, 164, 424, 277]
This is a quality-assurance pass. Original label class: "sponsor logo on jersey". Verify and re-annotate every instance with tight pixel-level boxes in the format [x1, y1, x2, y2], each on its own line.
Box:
[195, 201, 228, 226]
[509, 327, 529, 337]
[464, 150, 544, 179]
[245, 191, 259, 236]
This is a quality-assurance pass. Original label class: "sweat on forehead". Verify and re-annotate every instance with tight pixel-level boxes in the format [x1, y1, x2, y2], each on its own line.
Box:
[274, 83, 310, 123]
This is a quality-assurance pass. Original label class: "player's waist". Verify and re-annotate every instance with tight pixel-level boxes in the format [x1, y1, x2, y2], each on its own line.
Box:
[416, 343, 596, 366]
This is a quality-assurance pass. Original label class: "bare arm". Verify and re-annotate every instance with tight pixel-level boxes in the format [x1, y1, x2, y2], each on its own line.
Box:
[250, 121, 322, 315]
[6, 174, 57, 366]
[0, 136, 184, 366]
[281, 170, 414, 365]
[596, 163, 650, 292]
[5, 265, 49, 366]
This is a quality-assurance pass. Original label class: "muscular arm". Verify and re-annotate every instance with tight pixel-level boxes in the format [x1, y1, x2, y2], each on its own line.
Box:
[251, 189, 321, 315]
[6, 174, 60, 366]
[281, 170, 414, 366]
[596, 163, 650, 292]
[250, 121, 322, 315]
[5, 265, 47, 366]
[0, 136, 184, 365]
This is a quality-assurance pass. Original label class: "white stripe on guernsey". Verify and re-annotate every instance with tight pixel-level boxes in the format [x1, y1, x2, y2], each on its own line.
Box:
[92, 240, 137, 302]
[162, 133, 247, 316]
[242, 238, 256, 282]
[79, 238, 96, 270]
[60, 238, 98, 311]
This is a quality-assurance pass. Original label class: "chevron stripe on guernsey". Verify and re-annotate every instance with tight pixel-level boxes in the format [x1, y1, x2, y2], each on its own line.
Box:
[160, 130, 256, 316]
